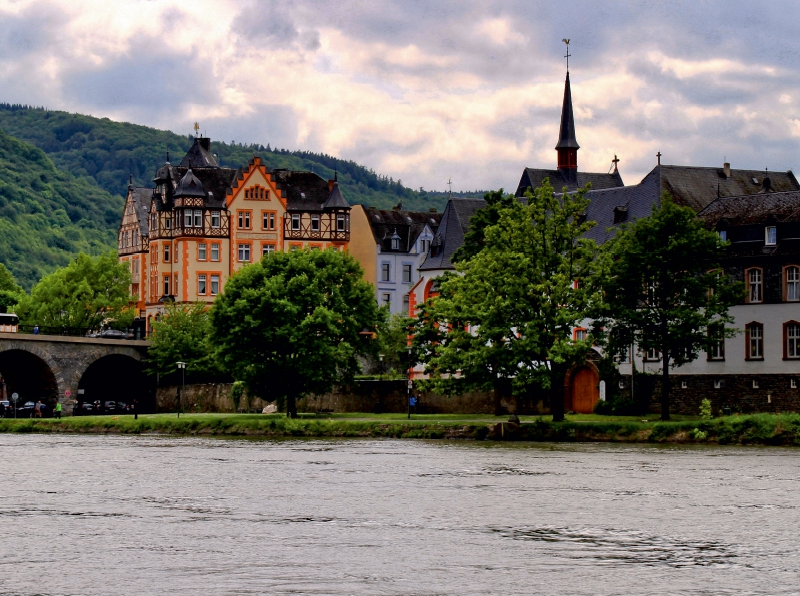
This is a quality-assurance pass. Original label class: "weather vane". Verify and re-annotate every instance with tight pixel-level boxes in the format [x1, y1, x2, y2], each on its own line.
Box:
[562, 39, 571, 71]
[193, 122, 200, 137]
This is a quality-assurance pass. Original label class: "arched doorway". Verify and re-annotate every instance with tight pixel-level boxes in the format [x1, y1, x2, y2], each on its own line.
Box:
[0, 349, 59, 413]
[78, 354, 150, 415]
[570, 365, 599, 414]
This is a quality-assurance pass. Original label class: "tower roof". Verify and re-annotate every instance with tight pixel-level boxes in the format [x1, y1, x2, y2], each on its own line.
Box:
[180, 137, 219, 168]
[173, 169, 206, 198]
[555, 72, 580, 150]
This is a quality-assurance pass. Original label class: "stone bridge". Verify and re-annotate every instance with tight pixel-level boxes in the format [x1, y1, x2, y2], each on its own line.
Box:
[0, 332, 151, 414]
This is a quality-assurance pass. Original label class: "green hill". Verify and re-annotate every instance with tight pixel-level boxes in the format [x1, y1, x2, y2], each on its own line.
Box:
[0, 127, 121, 290]
[0, 104, 451, 212]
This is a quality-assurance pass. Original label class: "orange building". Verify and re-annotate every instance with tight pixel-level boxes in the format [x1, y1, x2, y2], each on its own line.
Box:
[117, 137, 350, 333]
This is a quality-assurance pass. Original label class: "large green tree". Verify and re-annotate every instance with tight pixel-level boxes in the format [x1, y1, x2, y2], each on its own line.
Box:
[210, 249, 380, 417]
[599, 196, 742, 420]
[15, 252, 133, 331]
[146, 302, 222, 380]
[452, 189, 516, 263]
[0, 263, 23, 313]
[413, 180, 602, 420]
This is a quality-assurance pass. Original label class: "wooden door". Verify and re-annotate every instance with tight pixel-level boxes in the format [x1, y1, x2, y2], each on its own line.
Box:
[571, 366, 599, 413]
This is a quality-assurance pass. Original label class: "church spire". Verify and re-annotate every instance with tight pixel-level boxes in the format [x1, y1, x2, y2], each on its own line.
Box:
[556, 40, 579, 182]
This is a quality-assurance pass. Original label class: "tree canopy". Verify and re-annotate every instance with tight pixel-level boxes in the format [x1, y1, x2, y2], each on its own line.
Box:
[210, 249, 380, 417]
[452, 189, 516, 263]
[15, 252, 133, 331]
[413, 180, 602, 419]
[0, 262, 23, 313]
[599, 195, 742, 420]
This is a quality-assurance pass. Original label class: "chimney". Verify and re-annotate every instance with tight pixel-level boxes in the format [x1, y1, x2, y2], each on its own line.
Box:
[723, 162, 731, 178]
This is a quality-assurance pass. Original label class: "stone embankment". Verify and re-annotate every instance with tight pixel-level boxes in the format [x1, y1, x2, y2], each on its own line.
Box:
[1, 414, 800, 446]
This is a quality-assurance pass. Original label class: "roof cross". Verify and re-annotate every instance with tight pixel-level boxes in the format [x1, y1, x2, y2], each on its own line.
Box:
[611, 154, 620, 173]
[657, 151, 662, 165]
[562, 39, 571, 72]
[447, 177, 452, 197]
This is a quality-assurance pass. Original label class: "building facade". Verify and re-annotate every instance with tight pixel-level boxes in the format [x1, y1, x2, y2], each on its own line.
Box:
[117, 137, 350, 331]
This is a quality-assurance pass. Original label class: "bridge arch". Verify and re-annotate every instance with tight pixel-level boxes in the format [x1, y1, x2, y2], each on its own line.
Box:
[0, 348, 62, 410]
[77, 353, 150, 414]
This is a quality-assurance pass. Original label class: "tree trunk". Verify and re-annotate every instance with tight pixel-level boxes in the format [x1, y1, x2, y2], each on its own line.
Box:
[551, 372, 565, 422]
[287, 393, 297, 419]
[661, 351, 670, 421]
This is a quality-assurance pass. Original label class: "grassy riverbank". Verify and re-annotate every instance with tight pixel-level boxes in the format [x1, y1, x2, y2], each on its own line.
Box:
[2, 412, 800, 445]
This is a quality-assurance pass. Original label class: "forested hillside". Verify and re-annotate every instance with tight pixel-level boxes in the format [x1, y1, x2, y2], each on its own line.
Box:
[0, 127, 120, 290]
[0, 105, 451, 212]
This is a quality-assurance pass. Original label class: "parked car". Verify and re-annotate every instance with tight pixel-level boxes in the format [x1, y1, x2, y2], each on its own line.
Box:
[16, 401, 48, 417]
[0, 400, 10, 417]
[104, 401, 117, 412]
[95, 329, 131, 340]
[79, 402, 94, 414]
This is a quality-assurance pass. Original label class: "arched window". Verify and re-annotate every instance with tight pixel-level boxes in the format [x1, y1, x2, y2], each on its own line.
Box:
[745, 322, 764, 360]
[785, 266, 799, 302]
[784, 321, 800, 359]
[746, 267, 763, 303]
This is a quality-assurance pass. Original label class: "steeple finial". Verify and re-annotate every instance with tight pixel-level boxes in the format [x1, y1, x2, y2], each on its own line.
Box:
[562, 39, 571, 72]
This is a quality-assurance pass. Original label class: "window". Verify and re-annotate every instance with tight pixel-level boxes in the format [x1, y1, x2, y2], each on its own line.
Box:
[645, 347, 660, 362]
[210, 275, 219, 296]
[718, 230, 727, 242]
[163, 275, 170, 296]
[238, 244, 251, 262]
[262, 211, 276, 230]
[174, 242, 179, 262]
[198, 243, 207, 261]
[381, 263, 391, 282]
[211, 211, 221, 228]
[194, 209, 202, 228]
[746, 323, 764, 359]
[164, 215, 171, 230]
[262, 243, 276, 257]
[382, 293, 391, 307]
[211, 243, 220, 261]
[392, 236, 400, 250]
[238, 211, 251, 230]
[574, 328, 588, 342]
[618, 380, 625, 389]
[752, 379, 760, 389]
[403, 294, 410, 313]
[184, 210, 193, 227]
[708, 325, 725, 361]
[420, 239, 430, 253]
[163, 244, 170, 262]
[402, 264, 412, 283]
[616, 346, 630, 363]
[785, 322, 800, 359]
[792, 379, 798, 389]
[747, 268, 763, 303]
[765, 226, 777, 245]
[290, 243, 301, 251]
[198, 274, 207, 295]
[291, 214, 301, 230]
[311, 215, 320, 231]
[714, 379, 722, 389]
[681, 380, 688, 389]
[337, 214, 346, 231]
[786, 266, 799, 301]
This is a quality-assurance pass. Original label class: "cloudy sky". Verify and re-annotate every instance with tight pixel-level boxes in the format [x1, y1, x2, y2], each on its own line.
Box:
[2, 0, 800, 191]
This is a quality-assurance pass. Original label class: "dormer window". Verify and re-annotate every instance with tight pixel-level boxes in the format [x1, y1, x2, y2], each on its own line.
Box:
[718, 230, 727, 242]
[766, 226, 777, 245]
[613, 206, 627, 224]
[391, 229, 401, 250]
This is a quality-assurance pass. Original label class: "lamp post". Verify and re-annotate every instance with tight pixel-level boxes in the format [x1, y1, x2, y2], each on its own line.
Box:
[407, 345, 413, 420]
[176, 362, 186, 418]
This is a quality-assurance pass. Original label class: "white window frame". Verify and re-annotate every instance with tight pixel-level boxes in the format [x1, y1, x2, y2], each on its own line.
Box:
[198, 274, 207, 295]
[787, 323, 800, 359]
[211, 211, 221, 229]
[337, 214, 346, 231]
[381, 262, 391, 282]
[787, 266, 799, 302]
[194, 209, 202, 228]
[238, 244, 251, 263]
[311, 215, 320, 231]
[198, 243, 207, 261]
[748, 269, 763, 303]
[291, 214, 301, 231]
[210, 275, 219, 295]
[210, 243, 219, 261]
[766, 226, 777, 245]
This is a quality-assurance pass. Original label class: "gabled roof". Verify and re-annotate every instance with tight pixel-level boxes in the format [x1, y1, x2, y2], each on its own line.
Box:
[180, 137, 219, 168]
[516, 167, 624, 195]
[272, 170, 346, 211]
[419, 198, 485, 271]
[365, 208, 442, 252]
[128, 186, 151, 237]
[659, 165, 799, 212]
[697, 190, 800, 226]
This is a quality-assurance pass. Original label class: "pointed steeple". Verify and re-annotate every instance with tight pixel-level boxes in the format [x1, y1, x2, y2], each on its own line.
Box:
[556, 71, 580, 184]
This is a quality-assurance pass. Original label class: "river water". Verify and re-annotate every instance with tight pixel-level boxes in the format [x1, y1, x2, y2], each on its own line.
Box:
[0, 435, 798, 595]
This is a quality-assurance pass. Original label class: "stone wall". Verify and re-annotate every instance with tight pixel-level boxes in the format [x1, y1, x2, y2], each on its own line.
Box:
[155, 383, 269, 413]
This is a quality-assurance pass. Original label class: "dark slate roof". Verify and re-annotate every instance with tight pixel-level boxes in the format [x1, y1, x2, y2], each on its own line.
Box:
[697, 190, 800, 226]
[152, 165, 239, 211]
[555, 72, 579, 150]
[659, 165, 799, 212]
[365, 208, 442, 252]
[173, 169, 206, 198]
[129, 186, 151, 237]
[322, 183, 350, 209]
[419, 198, 485, 271]
[272, 170, 347, 211]
[179, 137, 219, 168]
[516, 167, 624, 195]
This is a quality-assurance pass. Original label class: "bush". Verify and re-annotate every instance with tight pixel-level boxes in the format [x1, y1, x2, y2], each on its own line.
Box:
[700, 399, 712, 420]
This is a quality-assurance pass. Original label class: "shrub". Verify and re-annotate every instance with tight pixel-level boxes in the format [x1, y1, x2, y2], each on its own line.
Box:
[700, 399, 712, 420]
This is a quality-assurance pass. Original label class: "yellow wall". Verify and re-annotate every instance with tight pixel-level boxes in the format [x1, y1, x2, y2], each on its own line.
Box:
[348, 205, 377, 287]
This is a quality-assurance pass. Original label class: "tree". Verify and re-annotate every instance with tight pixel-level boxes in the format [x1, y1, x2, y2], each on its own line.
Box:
[0, 263, 23, 313]
[452, 189, 515, 263]
[146, 302, 221, 380]
[210, 249, 380, 417]
[413, 180, 602, 420]
[15, 252, 132, 330]
[599, 196, 742, 420]
[375, 312, 414, 377]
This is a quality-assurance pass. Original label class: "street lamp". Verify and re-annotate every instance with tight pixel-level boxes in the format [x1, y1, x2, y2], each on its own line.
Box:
[176, 362, 186, 418]
[407, 345, 413, 420]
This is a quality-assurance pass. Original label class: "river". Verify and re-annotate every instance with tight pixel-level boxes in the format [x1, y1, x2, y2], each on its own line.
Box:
[0, 435, 798, 595]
